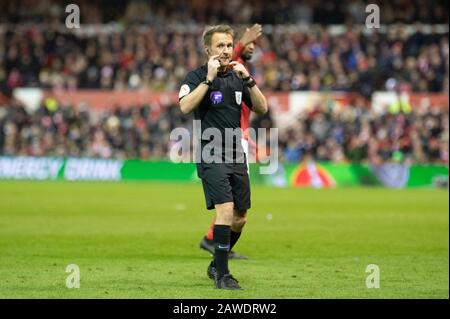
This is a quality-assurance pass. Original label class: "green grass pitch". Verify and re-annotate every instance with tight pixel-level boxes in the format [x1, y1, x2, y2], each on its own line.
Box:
[0, 181, 448, 298]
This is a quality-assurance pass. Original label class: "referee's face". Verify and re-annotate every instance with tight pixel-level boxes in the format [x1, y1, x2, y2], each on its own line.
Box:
[208, 33, 233, 67]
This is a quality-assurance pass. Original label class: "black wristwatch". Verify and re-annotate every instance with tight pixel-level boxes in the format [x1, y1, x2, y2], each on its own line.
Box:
[246, 78, 256, 88]
[203, 78, 213, 86]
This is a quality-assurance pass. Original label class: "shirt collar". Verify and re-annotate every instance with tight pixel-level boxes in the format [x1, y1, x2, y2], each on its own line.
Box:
[217, 68, 233, 77]
[203, 64, 233, 77]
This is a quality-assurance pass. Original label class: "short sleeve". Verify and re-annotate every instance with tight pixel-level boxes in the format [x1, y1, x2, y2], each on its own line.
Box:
[242, 82, 254, 110]
[179, 71, 202, 101]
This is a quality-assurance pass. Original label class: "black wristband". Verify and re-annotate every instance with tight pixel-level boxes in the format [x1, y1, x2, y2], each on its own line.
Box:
[203, 79, 213, 86]
[246, 78, 256, 88]
[242, 75, 251, 82]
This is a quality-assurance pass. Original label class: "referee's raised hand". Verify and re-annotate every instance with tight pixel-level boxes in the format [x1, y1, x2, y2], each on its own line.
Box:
[207, 55, 221, 82]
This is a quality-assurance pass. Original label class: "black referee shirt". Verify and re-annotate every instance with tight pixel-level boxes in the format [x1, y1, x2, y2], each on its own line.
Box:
[179, 64, 254, 143]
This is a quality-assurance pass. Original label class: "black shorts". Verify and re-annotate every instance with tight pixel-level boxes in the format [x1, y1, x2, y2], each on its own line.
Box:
[197, 162, 251, 211]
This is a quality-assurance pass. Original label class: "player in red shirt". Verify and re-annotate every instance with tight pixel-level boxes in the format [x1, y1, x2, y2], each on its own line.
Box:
[199, 24, 262, 259]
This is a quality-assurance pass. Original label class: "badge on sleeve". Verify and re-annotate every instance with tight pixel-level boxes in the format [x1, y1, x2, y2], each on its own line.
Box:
[235, 91, 242, 105]
[179, 84, 190, 99]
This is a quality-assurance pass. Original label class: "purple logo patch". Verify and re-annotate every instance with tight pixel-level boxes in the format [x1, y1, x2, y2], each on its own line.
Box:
[210, 91, 223, 105]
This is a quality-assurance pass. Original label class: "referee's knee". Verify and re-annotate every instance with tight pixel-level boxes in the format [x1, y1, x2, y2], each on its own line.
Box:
[215, 202, 234, 225]
[232, 214, 247, 231]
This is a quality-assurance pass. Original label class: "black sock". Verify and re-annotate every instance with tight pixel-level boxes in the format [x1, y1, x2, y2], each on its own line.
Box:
[229, 230, 241, 251]
[213, 225, 230, 278]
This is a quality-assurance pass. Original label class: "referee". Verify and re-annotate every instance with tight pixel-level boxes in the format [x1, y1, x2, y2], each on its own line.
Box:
[179, 25, 267, 290]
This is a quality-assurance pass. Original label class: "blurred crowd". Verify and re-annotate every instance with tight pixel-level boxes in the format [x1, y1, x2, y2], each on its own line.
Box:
[1, 24, 448, 97]
[0, 0, 449, 97]
[0, 100, 188, 160]
[279, 102, 449, 164]
[121, 0, 449, 25]
[0, 99, 448, 165]
[1, 0, 448, 25]
[0, 0, 448, 165]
